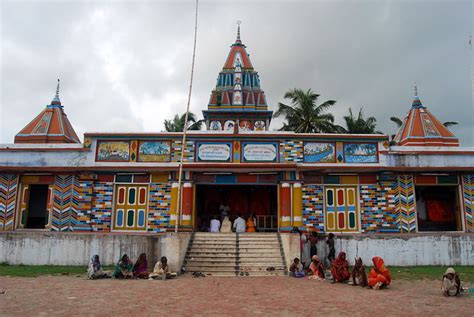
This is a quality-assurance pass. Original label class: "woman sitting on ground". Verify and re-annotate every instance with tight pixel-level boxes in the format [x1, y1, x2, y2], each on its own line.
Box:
[220, 216, 232, 233]
[368, 256, 391, 290]
[330, 252, 350, 283]
[87, 255, 110, 279]
[113, 254, 134, 279]
[246, 213, 256, 232]
[149, 256, 177, 280]
[309, 255, 325, 280]
[133, 253, 149, 279]
[289, 257, 305, 278]
[441, 267, 461, 296]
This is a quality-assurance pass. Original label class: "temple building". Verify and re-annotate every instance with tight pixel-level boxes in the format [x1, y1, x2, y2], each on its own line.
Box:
[0, 27, 473, 269]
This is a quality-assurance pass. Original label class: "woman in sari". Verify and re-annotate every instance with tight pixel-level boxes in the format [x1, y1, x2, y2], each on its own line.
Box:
[133, 253, 149, 279]
[220, 216, 232, 233]
[441, 267, 461, 296]
[149, 256, 177, 280]
[113, 254, 134, 279]
[246, 213, 256, 232]
[87, 255, 110, 279]
[368, 256, 391, 289]
[309, 255, 325, 280]
[330, 251, 350, 283]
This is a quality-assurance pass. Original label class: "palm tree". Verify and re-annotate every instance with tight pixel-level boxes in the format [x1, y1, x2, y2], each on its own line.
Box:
[339, 108, 382, 134]
[273, 89, 337, 133]
[164, 112, 203, 132]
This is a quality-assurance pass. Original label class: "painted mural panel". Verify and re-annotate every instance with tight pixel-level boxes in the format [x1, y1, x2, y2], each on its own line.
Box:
[138, 141, 171, 162]
[304, 142, 335, 163]
[343, 143, 378, 163]
[242, 142, 278, 162]
[197, 142, 232, 162]
[96, 141, 130, 162]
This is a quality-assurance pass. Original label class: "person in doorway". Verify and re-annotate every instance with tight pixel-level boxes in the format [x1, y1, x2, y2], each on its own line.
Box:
[351, 257, 368, 287]
[87, 255, 111, 279]
[233, 215, 246, 233]
[368, 256, 391, 290]
[309, 231, 318, 258]
[210, 215, 221, 233]
[133, 253, 149, 279]
[326, 233, 336, 265]
[149, 256, 177, 280]
[113, 254, 134, 279]
[246, 213, 257, 232]
[220, 216, 232, 233]
[441, 267, 461, 296]
[289, 258, 305, 278]
[330, 252, 350, 283]
[219, 202, 230, 219]
[309, 255, 326, 280]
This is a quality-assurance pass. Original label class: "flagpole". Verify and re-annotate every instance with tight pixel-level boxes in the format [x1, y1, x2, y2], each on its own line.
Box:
[175, 0, 199, 233]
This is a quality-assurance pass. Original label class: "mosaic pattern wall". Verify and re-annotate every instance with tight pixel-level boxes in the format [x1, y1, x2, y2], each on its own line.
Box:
[0, 174, 18, 231]
[148, 183, 171, 232]
[74, 180, 93, 231]
[302, 185, 324, 232]
[52, 175, 77, 231]
[279, 140, 303, 162]
[462, 175, 474, 232]
[397, 175, 416, 233]
[171, 140, 195, 162]
[359, 180, 399, 233]
[91, 182, 113, 232]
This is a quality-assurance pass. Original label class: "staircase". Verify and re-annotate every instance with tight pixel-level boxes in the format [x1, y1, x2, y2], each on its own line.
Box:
[184, 232, 287, 277]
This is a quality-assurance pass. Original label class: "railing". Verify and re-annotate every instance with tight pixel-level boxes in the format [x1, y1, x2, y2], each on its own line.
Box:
[256, 215, 278, 232]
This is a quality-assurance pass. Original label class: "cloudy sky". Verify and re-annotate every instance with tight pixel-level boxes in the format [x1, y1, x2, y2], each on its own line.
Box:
[1, 0, 472, 145]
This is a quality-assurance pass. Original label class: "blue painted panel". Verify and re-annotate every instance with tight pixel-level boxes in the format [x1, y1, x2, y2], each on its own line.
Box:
[215, 175, 236, 184]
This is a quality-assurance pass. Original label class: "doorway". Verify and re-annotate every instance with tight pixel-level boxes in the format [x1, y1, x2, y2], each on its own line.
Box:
[195, 185, 278, 232]
[25, 185, 49, 229]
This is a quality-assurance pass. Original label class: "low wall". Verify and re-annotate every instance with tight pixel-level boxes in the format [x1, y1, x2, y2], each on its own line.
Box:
[280, 233, 474, 267]
[0, 232, 191, 272]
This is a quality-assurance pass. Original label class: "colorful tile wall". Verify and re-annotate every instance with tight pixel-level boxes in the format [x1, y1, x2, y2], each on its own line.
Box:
[91, 182, 113, 232]
[302, 185, 324, 232]
[0, 174, 19, 231]
[52, 175, 76, 231]
[462, 175, 474, 232]
[74, 180, 93, 231]
[171, 140, 195, 162]
[359, 180, 399, 233]
[397, 175, 416, 233]
[148, 183, 171, 232]
[279, 140, 303, 162]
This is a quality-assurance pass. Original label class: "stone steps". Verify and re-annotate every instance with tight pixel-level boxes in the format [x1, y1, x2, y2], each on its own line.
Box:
[184, 232, 287, 277]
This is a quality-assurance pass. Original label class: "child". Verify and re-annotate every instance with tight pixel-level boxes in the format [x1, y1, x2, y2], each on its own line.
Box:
[326, 233, 336, 264]
[289, 257, 305, 278]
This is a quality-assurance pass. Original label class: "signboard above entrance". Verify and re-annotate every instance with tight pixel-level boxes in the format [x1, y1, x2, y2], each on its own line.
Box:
[242, 142, 278, 162]
[196, 142, 232, 162]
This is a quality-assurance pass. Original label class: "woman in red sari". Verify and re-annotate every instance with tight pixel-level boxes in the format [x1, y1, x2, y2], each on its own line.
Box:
[368, 256, 391, 289]
[330, 252, 350, 283]
[309, 255, 325, 280]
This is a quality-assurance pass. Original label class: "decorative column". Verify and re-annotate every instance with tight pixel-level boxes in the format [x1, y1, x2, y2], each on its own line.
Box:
[181, 182, 193, 229]
[169, 182, 179, 229]
[279, 183, 291, 230]
[292, 183, 303, 228]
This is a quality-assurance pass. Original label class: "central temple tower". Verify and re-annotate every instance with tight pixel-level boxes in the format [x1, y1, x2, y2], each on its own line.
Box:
[203, 23, 273, 132]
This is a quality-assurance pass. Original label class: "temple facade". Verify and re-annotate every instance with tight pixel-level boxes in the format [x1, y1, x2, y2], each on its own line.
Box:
[1, 29, 473, 240]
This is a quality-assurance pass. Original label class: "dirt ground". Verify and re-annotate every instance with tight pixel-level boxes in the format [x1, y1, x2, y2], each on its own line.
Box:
[0, 275, 472, 316]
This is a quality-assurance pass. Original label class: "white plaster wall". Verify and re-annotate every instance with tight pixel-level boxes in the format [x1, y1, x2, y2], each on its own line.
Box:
[280, 233, 474, 266]
[0, 232, 191, 270]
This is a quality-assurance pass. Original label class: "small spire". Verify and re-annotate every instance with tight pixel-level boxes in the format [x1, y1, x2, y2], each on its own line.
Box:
[412, 82, 423, 108]
[236, 20, 242, 44]
[51, 78, 61, 106]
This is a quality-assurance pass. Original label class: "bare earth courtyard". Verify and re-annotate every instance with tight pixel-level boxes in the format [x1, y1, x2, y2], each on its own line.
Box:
[0, 276, 473, 316]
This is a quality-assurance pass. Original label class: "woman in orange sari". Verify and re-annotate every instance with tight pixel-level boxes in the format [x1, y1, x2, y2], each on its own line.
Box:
[330, 251, 350, 283]
[309, 255, 325, 280]
[368, 256, 391, 289]
[246, 213, 256, 232]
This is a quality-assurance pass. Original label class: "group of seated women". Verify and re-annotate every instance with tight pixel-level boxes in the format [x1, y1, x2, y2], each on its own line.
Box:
[290, 252, 392, 290]
[208, 214, 257, 233]
[87, 253, 176, 280]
